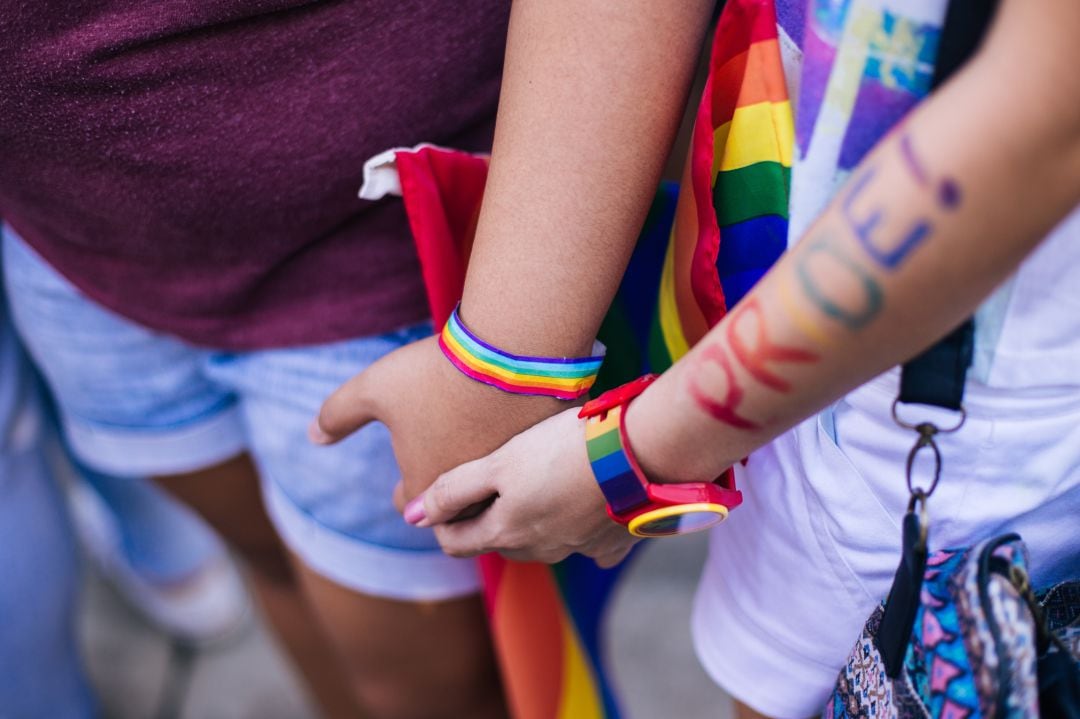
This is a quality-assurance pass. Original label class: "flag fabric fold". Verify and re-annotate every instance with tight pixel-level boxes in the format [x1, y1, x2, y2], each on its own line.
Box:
[652, 0, 792, 371]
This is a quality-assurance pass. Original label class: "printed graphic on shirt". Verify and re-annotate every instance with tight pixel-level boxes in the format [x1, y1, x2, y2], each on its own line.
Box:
[789, 0, 945, 244]
[785, 0, 1080, 390]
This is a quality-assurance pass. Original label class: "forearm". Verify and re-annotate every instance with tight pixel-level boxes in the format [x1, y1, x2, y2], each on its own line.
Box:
[627, 0, 1080, 481]
[461, 0, 716, 356]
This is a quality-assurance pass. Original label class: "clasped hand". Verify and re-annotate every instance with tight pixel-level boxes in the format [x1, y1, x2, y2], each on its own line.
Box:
[407, 407, 637, 568]
[310, 336, 635, 568]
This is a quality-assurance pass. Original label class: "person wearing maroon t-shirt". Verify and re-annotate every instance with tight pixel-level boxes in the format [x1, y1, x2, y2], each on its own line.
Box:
[1, 0, 718, 716]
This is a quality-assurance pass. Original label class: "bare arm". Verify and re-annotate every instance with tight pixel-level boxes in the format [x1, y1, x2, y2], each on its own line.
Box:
[628, 0, 1080, 483]
[415, 0, 1080, 563]
[314, 1, 716, 498]
[461, 0, 716, 354]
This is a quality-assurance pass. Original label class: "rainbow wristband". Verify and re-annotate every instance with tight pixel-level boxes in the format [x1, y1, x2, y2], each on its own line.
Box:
[439, 306, 605, 400]
[583, 403, 651, 515]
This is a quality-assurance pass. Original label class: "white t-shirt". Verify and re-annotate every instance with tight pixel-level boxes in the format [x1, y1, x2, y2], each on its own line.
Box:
[691, 2, 1080, 716]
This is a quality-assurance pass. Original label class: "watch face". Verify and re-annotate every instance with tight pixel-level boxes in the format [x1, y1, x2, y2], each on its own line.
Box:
[630, 504, 728, 538]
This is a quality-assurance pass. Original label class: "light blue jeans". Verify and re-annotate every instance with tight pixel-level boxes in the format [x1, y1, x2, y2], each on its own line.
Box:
[0, 284, 94, 718]
[3, 228, 480, 600]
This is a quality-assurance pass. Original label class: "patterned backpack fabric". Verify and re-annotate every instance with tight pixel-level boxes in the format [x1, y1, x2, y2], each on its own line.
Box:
[825, 535, 1080, 718]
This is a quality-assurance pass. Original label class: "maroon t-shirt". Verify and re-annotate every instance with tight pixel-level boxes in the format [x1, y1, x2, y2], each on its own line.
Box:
[0, 1, 509, 349]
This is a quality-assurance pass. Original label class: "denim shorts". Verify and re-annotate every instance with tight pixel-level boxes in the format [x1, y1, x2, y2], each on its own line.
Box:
[2, 228, 480, 601]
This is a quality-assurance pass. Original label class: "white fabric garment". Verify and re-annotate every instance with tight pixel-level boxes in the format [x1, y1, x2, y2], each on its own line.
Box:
[691, 1, 1080, 715]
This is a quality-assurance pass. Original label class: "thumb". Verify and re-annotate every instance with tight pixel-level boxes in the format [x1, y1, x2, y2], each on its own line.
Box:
[309, 357, 384, 445]
[405, 457, 499, 528]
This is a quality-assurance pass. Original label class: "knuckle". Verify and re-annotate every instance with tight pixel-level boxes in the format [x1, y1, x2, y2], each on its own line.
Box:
[489, 519, 517, 548]
[436, 532, 469, 558]
[601, 554, 624, 569]
[432, 478, 458, 512]
[487, 449, 511, 479]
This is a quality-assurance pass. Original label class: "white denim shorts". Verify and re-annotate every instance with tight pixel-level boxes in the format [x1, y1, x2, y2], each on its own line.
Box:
[691, 369, 1080, 717]
[2, 228, 480, 601]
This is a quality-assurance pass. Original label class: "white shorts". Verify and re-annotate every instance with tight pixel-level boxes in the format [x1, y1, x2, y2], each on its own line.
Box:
[691, 368, 1080, 717]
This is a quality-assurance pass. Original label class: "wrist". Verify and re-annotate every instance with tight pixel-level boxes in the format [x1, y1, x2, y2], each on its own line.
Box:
[580, 374, 743, 537]
[622, 374, 736, 483]
[433, 343, 565, 417]
[441, 304, 604, 401]
[456, 297, 600, 360]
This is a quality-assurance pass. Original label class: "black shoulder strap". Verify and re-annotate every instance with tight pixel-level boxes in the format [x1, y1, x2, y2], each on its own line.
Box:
[896, 0, 999, 411]
[932, 0, 1000, 85]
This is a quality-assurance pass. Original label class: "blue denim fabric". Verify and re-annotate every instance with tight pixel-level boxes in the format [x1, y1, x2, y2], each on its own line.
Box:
[78, 464, 222, 584]
[0, 279, 95, 718]
[3, 229, 445, 556]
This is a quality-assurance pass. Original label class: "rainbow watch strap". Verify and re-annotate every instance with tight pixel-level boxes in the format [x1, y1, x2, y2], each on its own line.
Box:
[584, 406, 649, 516]
[439, 306, 605, 400]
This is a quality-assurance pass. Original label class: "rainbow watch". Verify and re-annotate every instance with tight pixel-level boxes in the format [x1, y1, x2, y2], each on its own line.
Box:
[579, 374, 742, 538]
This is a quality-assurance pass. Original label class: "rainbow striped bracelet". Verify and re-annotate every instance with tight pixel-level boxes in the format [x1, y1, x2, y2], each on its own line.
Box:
[439, 306, 605, 400]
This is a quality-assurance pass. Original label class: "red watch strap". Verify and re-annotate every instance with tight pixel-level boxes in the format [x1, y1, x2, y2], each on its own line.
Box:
[579, 373, 658, 419]
[582, 373, 743, 524]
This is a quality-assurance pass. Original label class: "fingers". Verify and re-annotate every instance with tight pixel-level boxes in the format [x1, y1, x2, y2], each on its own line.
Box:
[405, 457, 499, 528]
[309, 357, 384, 445]
[432, 514, 505, 558]
[436, 521, 568, 564]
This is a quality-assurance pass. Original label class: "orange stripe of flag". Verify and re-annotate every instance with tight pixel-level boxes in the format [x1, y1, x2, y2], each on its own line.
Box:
[493, 563, 566, 719]
[674, 140, 715, 345]
[710, 39, 789, 125]
[710, 0, 785, 68]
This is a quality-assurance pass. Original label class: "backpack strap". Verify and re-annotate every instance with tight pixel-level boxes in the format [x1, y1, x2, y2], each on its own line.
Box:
[878, 0, 1001, 677]
[896, 0, 999, 412]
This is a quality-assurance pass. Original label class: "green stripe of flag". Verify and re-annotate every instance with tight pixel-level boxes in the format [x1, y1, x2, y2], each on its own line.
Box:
[712, 161, 790, 227]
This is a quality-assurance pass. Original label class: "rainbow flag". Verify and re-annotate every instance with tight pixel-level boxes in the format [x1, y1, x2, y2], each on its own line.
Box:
[385, 1, 792, 716]
[392, 146, 633, 719]
[651, 0, 793, 370]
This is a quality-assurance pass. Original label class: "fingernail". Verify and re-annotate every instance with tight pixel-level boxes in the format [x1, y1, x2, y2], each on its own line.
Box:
[307, 418, 331, 445]
[403, 496, 427, 525]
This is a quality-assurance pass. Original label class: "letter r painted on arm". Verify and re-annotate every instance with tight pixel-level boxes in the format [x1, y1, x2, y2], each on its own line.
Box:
[727, 298, 818, 392]
[688, 343, 761, 431]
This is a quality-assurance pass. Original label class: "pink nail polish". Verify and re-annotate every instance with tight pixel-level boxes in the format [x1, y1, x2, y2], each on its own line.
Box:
[404, 496, 427, 525]
[307, 418, 330, 445]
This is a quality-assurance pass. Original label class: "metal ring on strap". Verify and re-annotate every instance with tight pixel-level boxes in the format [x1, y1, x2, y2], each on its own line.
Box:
[904, 426, 943, 499]
[890, 398, 967, 434]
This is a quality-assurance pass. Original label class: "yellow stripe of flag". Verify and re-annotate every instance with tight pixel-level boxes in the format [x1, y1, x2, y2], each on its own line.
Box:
[657, 234, 692, 363]
[556, 614, 604, 719]
[711, 100, 794, 175]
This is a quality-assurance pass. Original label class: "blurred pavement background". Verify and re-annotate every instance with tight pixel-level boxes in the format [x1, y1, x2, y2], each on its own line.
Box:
[81, 533, 733, 719]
